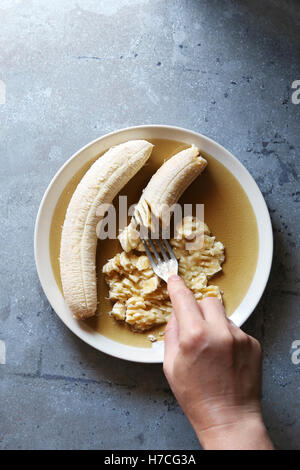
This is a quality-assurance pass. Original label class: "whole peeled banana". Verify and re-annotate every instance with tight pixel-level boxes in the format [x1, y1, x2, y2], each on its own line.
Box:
[119, 145, 207, 252]
[60, 140, 153, 319]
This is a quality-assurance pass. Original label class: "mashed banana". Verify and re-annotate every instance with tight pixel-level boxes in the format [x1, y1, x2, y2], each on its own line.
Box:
[103, 216, 225, 331]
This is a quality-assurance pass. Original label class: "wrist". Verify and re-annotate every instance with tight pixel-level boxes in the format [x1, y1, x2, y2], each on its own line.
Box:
[193, 411, 274, 450]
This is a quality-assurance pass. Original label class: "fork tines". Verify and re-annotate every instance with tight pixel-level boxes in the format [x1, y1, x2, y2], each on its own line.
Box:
[133, 211, 178, 283]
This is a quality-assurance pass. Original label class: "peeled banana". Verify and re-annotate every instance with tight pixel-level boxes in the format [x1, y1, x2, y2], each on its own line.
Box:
[119, 145, 207, 252]
[60, 140, 153, 319]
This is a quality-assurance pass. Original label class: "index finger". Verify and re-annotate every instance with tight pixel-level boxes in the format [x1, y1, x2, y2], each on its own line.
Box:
[167, 274, 204, 338]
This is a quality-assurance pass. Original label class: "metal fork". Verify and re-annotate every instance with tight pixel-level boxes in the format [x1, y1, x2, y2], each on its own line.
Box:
[133, 212, 178, 283]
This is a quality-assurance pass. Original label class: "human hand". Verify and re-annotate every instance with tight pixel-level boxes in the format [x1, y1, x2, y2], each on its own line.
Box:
[164, 275, 273, 450]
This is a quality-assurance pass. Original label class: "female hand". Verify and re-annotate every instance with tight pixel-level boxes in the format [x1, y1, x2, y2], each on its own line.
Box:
[164, 275, 273, 450]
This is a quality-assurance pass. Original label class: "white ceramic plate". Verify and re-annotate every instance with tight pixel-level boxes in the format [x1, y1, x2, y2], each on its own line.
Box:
[34, 125, 273, 363]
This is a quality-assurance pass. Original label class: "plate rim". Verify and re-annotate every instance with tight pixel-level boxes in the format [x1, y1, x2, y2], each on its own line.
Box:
[34, 124, 273, 363]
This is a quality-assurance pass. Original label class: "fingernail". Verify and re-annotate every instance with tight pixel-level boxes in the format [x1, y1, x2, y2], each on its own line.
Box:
[168, 274, 181, 282]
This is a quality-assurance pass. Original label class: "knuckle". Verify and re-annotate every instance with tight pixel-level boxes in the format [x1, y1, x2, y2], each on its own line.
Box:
[228, 322, 250, 346]
[234, 332, 261, 354]
[180, 328, 204, 352]
[220, 331, 234, 350]
[237, 331, 251, 345]
[179, 338, 193, 352]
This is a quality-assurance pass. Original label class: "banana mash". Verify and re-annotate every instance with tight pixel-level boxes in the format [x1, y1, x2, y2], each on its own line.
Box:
[103, 216, 225, 331]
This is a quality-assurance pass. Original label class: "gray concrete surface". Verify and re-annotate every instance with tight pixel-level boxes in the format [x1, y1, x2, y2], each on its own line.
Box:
[0, 0, 299, 450]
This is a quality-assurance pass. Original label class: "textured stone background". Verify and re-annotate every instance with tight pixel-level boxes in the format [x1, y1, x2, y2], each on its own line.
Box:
[0, 0, 299, 450]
